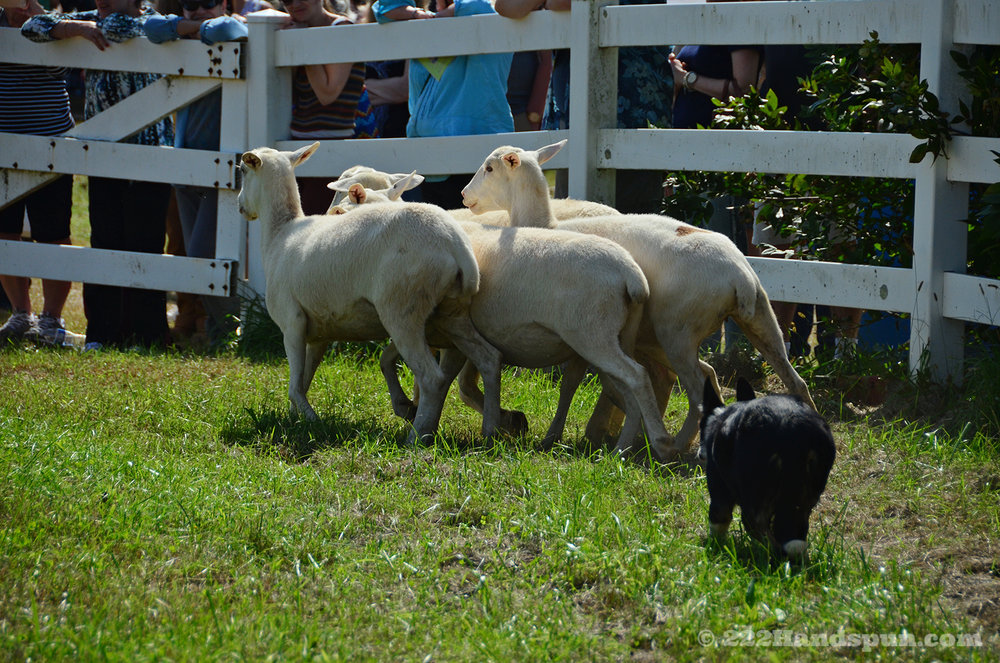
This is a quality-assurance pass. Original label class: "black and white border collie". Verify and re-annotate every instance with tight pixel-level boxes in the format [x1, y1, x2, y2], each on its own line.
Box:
[699, 377, 835, 557]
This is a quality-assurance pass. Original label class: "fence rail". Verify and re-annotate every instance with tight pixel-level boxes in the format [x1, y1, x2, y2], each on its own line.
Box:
[0, 0, 997, 382]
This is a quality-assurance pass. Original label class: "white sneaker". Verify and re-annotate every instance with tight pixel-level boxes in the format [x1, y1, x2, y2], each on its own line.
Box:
[0, 310, 38, 343]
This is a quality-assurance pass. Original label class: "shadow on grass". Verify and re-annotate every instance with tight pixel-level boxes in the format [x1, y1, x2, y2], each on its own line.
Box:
[703, 505, 854, 583]
[218, 406, 403, 461]
[217, 405, 526, 462]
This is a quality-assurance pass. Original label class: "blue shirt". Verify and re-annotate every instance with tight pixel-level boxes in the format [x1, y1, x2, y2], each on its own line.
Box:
[378, 0, 512, 140]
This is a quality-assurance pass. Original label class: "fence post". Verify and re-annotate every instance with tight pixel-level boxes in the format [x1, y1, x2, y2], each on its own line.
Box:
[909, 0, 969, 382]
[568, 0, 617, 204]
[244, 11, 292, 298]
[216, 71, 248, 297]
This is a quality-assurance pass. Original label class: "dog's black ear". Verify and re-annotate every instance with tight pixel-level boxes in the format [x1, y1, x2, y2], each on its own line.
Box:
[736, 377, 756, 402]
[702, 378, 723, 414]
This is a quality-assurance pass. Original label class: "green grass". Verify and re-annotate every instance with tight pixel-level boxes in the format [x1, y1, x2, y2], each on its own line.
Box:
[1, 343, 998, 662]
[3, 176, 996, 659]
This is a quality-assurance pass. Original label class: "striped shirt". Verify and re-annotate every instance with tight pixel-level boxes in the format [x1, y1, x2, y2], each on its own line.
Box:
[289, 18, 367, 139]
[1, 12, 74, 136]
[0, 62, 75, 136]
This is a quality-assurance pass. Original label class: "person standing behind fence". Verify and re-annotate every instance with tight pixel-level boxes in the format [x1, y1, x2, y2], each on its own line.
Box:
[496, 0, 672, 213]
[144, 0, 246, 345]
[22, 0, 175, 351]
[0, 0, 80, 346]
[373, 0, 512, 209]
[231, 0, 273, 14]
[279, 0, 378, 215]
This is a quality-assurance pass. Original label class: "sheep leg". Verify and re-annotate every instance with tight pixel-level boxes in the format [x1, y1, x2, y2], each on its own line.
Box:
[538, 357, 588, 451]
[608, 360, 684, 458]
[586, 350, 676, 447]
[380, 317, 448, 446]
[435, 316, 504, 440]
[379, 342, 419, 421]
[736, 303, 815, 409]
[281, 315, 317, 420]
[585, 391, 620, 449]
[456, 363, 529, 436]
[594, 357, 673, 462]
[652, 331, 718, 454]
[302, 340, 328, 395]
[562, 333, 674, 460]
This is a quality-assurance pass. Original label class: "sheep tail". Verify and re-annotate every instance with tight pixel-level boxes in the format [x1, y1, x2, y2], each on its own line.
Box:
[619, 269, 649, 354]
[450, 240, 481, 300]
[625, 269, 649, 308]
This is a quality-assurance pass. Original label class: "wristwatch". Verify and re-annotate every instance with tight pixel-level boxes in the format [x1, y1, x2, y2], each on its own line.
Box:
[683, 70, 698, 91]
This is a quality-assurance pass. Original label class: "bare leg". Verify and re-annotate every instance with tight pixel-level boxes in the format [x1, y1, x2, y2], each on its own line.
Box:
[831, 306, 863, 357]
[0, 234, 31, 313]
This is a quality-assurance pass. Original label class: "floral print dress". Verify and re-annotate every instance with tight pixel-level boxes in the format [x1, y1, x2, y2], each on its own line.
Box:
[21, 3, 173, 147]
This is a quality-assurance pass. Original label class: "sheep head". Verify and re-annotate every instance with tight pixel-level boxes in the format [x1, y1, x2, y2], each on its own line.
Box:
[237, 142, 319, 221]
[326, 167, 423, 208]
[326, 171, 423, 215]
[461, 140, 566, 215]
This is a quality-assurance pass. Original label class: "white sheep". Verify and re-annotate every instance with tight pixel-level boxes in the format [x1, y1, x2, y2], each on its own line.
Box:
[326, 165, 421, 209]
[461, 140, 816, 453]
[328, 181, 680, 460]
[237, 143, 503, 445]
[326, 168, 619, 223]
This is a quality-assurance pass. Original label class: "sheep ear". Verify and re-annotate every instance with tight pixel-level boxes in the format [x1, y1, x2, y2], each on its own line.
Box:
[290, 141, 320, 168]
[327, 205, 348, 215]
[502, 152, 521, 170]
[348, 183, 367, 205]
[241, 152, 262, 169]
[338, 165, 372, 179]
[535, 140, 566, 165]
[387, 171, 423, 200]
[327, 179, 353, 192]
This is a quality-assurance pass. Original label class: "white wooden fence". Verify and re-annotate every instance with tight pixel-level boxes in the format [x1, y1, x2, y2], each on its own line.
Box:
[1, 0, 998, 383]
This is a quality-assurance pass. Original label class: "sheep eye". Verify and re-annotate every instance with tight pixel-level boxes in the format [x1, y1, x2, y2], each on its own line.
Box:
[485, 165, 493, 173]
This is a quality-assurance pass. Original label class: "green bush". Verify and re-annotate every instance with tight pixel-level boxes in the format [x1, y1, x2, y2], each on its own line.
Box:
[663, 35, 1000, 277]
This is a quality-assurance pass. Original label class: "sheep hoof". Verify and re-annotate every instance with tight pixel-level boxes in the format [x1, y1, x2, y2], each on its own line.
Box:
[404, 429, 435, 448]
[400, 403, 418, 422]
[500, 410, 529, 436]
[537, 433, 560, 452]
[290, 404, 318, 421]
[584, 432, 617, 453]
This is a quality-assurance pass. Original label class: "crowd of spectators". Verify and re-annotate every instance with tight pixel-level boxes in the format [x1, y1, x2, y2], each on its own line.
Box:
[3, 0, 848, 360]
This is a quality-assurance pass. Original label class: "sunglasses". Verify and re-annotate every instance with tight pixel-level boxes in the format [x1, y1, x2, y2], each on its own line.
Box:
[181, 0, 223, 11]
